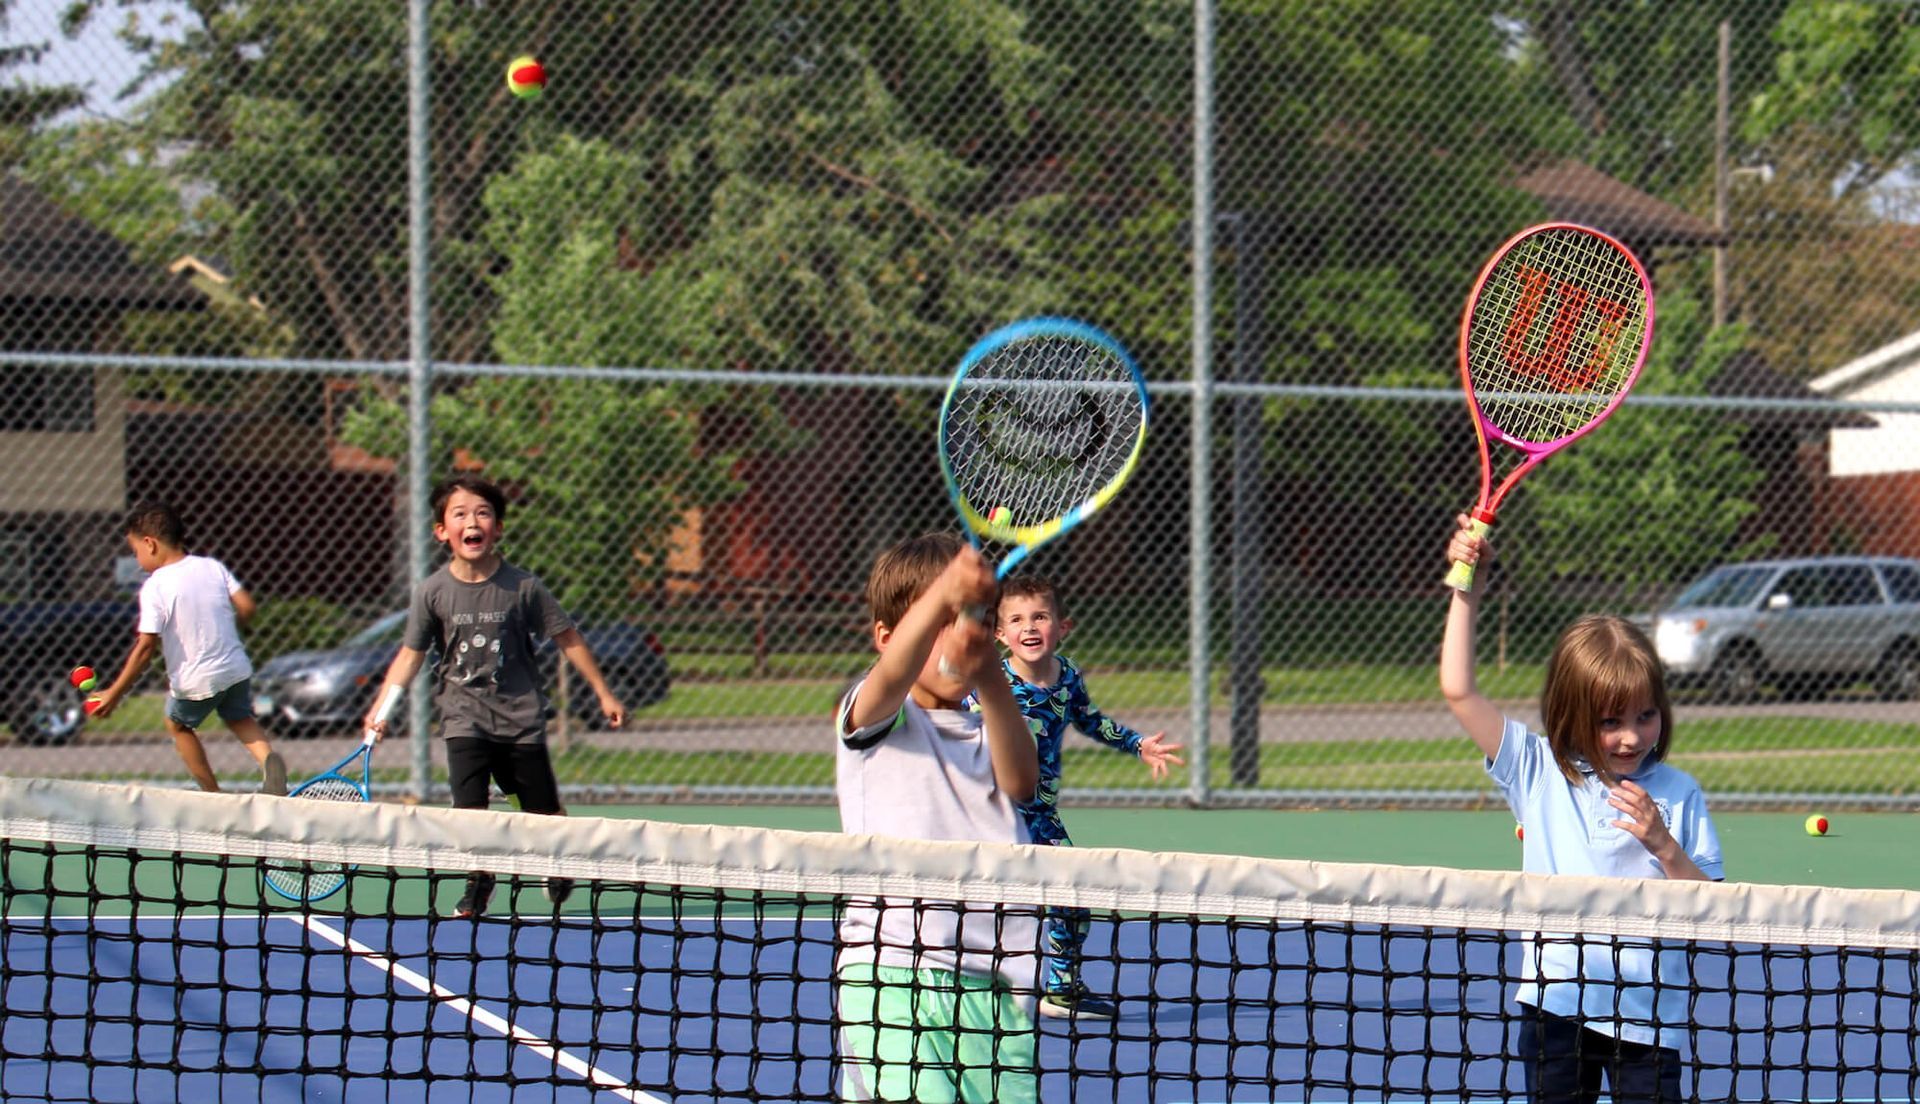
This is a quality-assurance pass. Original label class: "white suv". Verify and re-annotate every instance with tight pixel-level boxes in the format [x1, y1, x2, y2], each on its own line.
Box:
[1652, 556, 1920, 703]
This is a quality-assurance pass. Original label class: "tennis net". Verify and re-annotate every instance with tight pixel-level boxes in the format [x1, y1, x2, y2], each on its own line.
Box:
[1, 774, 1916, 1103]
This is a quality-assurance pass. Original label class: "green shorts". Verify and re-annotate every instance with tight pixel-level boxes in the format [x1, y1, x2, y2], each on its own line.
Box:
[835, 962, 1036, 1103]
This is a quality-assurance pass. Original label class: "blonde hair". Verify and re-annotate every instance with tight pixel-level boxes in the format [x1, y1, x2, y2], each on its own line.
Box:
[864, 532, 964, 631]
[1540, 614, 1673, 785]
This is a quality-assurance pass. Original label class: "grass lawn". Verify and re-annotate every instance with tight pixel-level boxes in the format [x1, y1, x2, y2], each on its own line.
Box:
[69, 669, 1920, 799]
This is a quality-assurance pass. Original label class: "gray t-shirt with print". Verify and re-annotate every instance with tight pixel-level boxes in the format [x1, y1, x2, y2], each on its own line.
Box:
[403, 562, 573, 742]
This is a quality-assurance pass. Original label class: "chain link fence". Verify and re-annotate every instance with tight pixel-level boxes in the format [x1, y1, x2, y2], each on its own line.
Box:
[3, 1, 1919, 808]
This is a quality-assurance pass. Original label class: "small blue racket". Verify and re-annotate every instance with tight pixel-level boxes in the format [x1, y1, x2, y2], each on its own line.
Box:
[936, 318, 1149, 670]
[262, 684, 401, 903]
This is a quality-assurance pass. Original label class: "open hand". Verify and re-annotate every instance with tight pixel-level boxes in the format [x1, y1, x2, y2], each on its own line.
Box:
[1137, 731, 1185, 781]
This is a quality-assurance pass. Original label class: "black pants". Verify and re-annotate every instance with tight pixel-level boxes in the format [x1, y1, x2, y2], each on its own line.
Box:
[447, 737, 564, 814]
[1518, 1005, 1684, 1104]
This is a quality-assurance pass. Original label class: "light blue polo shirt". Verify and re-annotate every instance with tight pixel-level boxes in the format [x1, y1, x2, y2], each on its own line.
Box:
[1488, 717, 1724, 1049]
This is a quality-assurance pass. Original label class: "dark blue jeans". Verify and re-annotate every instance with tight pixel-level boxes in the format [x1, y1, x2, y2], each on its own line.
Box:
[1518, 1004, 1684, 1104]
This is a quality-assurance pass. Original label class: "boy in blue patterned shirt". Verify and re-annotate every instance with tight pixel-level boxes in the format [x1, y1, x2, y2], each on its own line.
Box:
[993, 575, 1184, 1020]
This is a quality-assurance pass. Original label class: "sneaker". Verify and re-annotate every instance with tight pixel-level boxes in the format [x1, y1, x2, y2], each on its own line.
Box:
[545, 877, 575, 907]
[260, 752, 288, 797]
[454, 872, 496, 918]
[1037, 984, 1117, 1021]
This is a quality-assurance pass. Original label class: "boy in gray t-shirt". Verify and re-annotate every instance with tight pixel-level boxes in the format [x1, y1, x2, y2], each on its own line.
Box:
[366, 475, 626, 917]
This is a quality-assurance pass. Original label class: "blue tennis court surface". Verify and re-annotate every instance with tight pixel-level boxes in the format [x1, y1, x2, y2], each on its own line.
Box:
[3, 913, 1915, 1103]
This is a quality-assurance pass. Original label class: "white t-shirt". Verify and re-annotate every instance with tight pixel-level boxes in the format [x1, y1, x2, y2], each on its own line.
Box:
[137, 555, 253, 700]
[835, 676, 1038, 991]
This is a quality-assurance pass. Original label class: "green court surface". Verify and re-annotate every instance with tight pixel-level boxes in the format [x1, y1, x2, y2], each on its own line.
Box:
[594, 804, 1920, 893]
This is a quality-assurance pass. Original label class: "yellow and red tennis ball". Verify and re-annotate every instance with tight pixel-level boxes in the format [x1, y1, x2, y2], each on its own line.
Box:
[987, 505, 1011, 527]
[1805, 813, 1829, 837]
[506, 55, 545, 99]
[1514, 823, 1524, 841]
[84, 697, 103, 716]
[69, 666, 96, 692]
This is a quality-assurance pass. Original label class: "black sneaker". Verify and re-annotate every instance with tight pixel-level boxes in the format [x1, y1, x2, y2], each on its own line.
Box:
[545, 877, 575, 907]
[454, 872, 496, 918]
[1037, 983, 1117, 1021]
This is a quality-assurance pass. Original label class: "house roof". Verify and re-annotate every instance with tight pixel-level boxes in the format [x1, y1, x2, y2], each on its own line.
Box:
[1715, 349, 1877, 429]
[1808, 329, 1920, 397]
[1515, 160, 1726, 249]
[0, 174, 200, 310]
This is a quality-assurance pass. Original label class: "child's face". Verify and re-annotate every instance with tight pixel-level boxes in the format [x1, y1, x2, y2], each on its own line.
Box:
[1595, 694, 1662, 776]
[872, 618, 974, 707]
[434, 488, 503, 564]
[996, 593, 1069, 667]
[125, 533, 164, 572]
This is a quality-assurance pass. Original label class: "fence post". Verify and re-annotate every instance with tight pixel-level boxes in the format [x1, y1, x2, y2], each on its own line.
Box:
[405, 0, 434, 801]
[1188, 0, 1216, 807]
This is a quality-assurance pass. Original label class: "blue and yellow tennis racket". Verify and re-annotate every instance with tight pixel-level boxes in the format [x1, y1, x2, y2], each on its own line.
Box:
[937, 317, 1150, 636]
[262, 684, 401, 903]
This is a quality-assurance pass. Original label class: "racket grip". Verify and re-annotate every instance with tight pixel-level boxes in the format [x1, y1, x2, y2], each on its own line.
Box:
[364, 684, 404, 744]
[1444, 516, 1494, 593]
[937, 605, 993, 679]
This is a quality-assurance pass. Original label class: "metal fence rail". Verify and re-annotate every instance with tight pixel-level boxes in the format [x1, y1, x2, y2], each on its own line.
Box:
[3, 2, 1918, 807]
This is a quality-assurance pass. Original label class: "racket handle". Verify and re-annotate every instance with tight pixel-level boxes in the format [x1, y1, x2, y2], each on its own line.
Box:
[1444, 516, 1494, 593]
[937, 604, 993, 679]
[364, 684, 404, 744]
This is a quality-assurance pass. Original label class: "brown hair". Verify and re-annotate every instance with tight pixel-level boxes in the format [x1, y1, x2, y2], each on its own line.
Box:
[865, 532, 964, 630]
[1540, 614, 1673, 785]
[996, 574, 1060, 620]
[430, 474, 508, 524]
[124, 500, 186, 550]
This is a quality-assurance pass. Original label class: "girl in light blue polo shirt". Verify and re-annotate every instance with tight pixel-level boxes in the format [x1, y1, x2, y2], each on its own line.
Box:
[1440, 517, 1723, 1104]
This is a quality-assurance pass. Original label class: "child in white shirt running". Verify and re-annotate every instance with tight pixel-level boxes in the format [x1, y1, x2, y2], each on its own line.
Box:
[91, 500, 286, 796]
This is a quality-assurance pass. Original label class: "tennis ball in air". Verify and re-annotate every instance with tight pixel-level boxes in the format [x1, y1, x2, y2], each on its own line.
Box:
[1804, 814, 1829, 837]
[506, 55, 546, 99]
[68, 666, 96, 692]
[988, 506, 1010, 526]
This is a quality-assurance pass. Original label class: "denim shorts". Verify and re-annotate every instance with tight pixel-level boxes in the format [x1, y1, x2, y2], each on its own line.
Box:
[166, 679, 256, 729]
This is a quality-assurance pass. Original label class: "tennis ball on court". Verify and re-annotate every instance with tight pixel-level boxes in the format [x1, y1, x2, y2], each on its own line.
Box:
[68, 666, 96, 692]
[1805, 813, 1829, 837]
[506, 55, 546, 99]
[988, 505, 1010, 527]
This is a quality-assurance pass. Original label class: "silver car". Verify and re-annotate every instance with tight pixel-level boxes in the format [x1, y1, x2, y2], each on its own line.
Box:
[1652, 556, 1920, 703]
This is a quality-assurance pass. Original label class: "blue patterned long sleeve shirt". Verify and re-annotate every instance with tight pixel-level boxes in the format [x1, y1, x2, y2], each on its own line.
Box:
[1000, 655, 1144, 827]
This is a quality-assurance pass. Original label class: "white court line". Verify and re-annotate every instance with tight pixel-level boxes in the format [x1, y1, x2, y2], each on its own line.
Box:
[296, 914, 665, 1104]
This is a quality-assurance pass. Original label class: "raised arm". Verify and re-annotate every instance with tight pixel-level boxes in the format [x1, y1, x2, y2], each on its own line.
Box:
[844, 547, 997, 732]
[951, 616, 1038, 802]
[1440, 516, 1505, 761]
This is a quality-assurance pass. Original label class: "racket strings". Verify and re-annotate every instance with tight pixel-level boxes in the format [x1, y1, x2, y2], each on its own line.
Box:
[944, 336, 1145, 528]
[1466, 229, 1649, 445]
[264, 772, 368, 900]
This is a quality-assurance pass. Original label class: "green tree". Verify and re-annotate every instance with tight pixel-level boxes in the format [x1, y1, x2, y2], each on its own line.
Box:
[0, 1, 85, 162]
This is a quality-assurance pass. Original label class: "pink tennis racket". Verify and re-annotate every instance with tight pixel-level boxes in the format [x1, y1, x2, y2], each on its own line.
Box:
[1445, 222, 1655, 592]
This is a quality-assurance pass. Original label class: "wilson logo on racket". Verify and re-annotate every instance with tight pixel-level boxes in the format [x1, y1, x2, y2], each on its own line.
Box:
[1500, 264, 1633, 392]
[1446, 223, 1654, 593]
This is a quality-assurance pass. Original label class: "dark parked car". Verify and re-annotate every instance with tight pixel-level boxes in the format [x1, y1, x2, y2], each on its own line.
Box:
[0, 601, 138, 745]
[250, 610, 669, 736]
